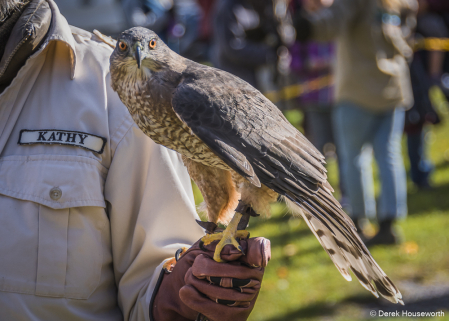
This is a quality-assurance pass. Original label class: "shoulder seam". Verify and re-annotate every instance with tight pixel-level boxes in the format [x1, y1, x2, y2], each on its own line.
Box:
[109, 115, 135, 157]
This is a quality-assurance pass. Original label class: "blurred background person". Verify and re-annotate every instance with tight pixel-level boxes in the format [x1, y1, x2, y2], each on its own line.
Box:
[210, 0, 279, 88]
[289, 0, 335, 156]
[293, 0, 417, 246]
[287, 0, 349, 205]
[188, 0, 217, 62]
[405, 0, 448, 189]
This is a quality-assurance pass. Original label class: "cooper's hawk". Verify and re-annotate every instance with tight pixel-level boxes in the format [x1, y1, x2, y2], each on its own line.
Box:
[109, 27, 403, 305]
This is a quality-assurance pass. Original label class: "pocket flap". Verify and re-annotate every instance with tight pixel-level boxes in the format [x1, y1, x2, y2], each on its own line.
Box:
[0, 155, 107, 208]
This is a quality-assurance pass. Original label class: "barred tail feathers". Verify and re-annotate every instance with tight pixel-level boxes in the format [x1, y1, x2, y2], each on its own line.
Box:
[283, 196, 404, 305]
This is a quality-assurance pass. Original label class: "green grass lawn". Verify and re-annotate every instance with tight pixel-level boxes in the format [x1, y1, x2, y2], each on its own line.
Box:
[192, 99, 449, 321]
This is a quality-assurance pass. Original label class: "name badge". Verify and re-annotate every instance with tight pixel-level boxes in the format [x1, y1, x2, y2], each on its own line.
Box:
[18, 129, 107, 154]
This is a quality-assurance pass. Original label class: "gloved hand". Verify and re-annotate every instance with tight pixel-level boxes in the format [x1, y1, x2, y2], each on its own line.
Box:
[150, 237, 271, 321]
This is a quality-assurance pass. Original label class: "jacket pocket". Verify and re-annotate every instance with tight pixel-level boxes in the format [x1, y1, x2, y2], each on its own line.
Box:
[0, 155, 108, 299]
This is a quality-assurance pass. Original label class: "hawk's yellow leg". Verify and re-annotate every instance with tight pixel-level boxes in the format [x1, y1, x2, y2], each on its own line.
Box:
[201, 212, 250, 262]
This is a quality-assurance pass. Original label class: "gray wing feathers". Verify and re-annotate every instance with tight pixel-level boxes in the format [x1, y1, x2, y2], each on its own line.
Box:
[215, 139, 261, 187]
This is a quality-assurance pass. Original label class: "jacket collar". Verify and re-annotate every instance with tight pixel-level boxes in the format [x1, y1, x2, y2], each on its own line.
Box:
[44, 0, 77, 79]
[0, 0, 77, 82]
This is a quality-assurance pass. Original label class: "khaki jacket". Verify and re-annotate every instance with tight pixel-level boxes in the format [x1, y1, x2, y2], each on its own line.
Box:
[0, 1, 204, 320]
[308, 0, 416, 111]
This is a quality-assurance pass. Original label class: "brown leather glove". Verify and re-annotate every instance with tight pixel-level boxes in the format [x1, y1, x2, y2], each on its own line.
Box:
[150, 237, 271, 321]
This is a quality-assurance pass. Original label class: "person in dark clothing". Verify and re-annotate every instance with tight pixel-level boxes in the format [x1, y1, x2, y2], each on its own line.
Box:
[406, 58, 440, 188]
[405, 0, 447, 188]
[211, 0, 278, 87]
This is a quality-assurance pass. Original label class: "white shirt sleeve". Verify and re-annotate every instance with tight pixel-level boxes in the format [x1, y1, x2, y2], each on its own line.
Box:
[104, 123, 204, 321]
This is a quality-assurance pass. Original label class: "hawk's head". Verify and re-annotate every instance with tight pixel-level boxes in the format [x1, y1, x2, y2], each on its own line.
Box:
[110, 27, 173, 80]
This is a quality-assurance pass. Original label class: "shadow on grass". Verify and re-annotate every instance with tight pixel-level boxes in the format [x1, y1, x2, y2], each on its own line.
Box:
[263, 285, 449, 321]
[407, 182, 449, 215]
[262, 301, 337, 321]
[260, 292, 382, 321]
[364, 280, 449, 313]
[261, 293, 384, 321]
[364, 293, 449, 314]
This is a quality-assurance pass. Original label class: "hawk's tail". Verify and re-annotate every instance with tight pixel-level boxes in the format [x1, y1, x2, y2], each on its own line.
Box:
[282, 195, 404, 305]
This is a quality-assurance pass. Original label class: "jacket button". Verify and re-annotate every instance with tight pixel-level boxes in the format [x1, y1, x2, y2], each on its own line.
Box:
[50, 187, 62, 200]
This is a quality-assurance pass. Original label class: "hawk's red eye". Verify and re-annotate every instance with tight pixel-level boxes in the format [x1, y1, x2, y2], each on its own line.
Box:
[118, 41, 127, 51]
[149, 39, 157, 49]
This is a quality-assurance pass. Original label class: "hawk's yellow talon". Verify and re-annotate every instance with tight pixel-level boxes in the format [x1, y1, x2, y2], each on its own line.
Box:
[231, 237, 242, 250]
[201, 233, 224, 245]
[199, 212, 250, 262]
[236, 230, 250, 239]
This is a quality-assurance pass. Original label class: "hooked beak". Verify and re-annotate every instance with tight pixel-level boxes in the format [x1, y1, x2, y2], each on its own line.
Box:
[135, 45, 142, 69]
